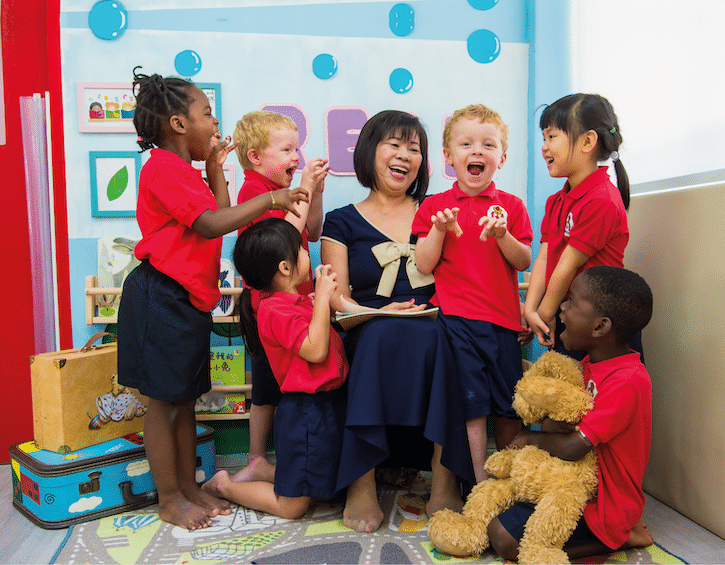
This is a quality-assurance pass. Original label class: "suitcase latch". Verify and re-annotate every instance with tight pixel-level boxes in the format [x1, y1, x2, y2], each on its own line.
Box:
[79, 471, 102, 495]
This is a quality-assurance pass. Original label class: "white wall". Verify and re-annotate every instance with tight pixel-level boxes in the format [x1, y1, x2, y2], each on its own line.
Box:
[572, 0, 725, 186]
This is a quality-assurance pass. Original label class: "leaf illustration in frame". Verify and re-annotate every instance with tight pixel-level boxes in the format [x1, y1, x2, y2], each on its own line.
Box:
[107, 165, 129, 201]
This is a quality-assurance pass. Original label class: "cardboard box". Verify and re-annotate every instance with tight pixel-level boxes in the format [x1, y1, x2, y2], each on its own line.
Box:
[30, 334, 148, 453]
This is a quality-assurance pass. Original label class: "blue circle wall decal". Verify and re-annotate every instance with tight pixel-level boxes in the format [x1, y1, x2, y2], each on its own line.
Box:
[312, 54, 338, 79]
[467, 29, 501, 63]
[88, 0, 128, 40]
[389, 3, 414, 37]
[389, 68, 413, 93]
[468, 0, 499, 10]
[174, 50, 202, 77]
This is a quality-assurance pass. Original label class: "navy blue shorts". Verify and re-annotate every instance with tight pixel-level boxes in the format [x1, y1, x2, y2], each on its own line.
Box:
[273, 387, 346, 499]
[117, 261, 212, 402]
[498, 502, 601, 549]
[250, 354, 282, 407]
[437, 312, 522, 420]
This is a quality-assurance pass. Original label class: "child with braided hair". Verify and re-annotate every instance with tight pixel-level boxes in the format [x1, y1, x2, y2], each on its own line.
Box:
[117, 68, 308, 530]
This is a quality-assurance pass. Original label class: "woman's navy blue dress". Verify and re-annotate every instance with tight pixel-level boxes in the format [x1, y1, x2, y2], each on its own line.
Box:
[322, 204, 474, 491]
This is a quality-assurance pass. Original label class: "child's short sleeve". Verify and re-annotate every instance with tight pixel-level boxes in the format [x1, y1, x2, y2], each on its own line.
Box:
[411, 197, 435, 240]
[146, 162, 213, 228]
[567, 195, 622, 258]
[579, 376, 637, 446]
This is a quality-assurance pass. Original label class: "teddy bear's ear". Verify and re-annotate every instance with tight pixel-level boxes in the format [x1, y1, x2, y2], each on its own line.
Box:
[526, 351, 584, 388]
[515, 376, 594, 423]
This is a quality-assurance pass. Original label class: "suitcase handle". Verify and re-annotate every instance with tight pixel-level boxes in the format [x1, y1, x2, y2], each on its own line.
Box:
[119, 481, 158, 506]
[81, 332, 117, 352]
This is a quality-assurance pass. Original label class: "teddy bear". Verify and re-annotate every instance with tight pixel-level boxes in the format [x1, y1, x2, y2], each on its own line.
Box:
[428, 351, 598, 564]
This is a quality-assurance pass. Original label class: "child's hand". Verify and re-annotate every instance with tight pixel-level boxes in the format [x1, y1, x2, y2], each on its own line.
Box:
[314, 264, 338, 303]
[208, 135, 240, 168]
[431, 207, 463, 237]
[518, 300, 534, 344]
[540, 417, 579, 435]
[524, 309, 553, 348]
[271, 187, 310, 217]
[300, 158, 329, 194]
[478, 215, 508, 241]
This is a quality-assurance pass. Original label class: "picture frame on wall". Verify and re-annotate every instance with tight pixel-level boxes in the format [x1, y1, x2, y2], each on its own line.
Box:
[77, 82, 136, 133]
[196, 82, 222, 126]
[90, 151, 141, 217]
[192, 161, 237, 204]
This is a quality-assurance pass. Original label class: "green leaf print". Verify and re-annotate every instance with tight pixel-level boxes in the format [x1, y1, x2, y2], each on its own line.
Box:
[107, 166, 129, 201]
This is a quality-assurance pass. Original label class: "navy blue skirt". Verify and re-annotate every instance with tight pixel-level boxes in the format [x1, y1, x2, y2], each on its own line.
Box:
[336, 316, 474, 492]
[117, 261, 212, 402]
[274, 387, 346, 499]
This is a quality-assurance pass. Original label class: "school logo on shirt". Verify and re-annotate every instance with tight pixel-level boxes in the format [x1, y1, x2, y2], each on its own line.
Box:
[586, 379, 598, 399]
[487, 204, 508, 222]
[564, 212, 574, 238]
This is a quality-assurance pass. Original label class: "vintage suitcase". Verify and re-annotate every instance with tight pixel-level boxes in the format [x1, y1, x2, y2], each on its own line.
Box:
[30, 332, 149, 453]
[9, 424, 216, 529]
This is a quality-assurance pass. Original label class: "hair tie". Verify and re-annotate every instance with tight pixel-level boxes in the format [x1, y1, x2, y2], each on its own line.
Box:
[609, 126, 617, 134]
[610, 151, 619, 162]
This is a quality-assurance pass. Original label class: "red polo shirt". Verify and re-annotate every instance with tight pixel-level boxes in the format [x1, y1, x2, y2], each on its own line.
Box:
[579, 352, 651, 549]
[257, 292, 348, 394]
[413, 181, 533, 331]
[237, 169, 314, 296]
[134, 149, 222, 312]
[541, 167, 628, 286]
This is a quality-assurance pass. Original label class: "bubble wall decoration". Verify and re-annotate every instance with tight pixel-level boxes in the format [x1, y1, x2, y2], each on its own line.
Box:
[88, 0, 128, 40]
[389, 3, 414, 37]
[468, 0, 499, 10]
[174, 50, 202, 77]
[467, 29, 501, 63]
[389, 68, 414, 93]
[312, 53, 338, 79]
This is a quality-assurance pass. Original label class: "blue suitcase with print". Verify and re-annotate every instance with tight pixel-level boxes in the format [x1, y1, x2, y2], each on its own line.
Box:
[9, 424, 216, 529]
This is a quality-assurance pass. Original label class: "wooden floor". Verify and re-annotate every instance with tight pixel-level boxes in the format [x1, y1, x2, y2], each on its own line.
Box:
[2, 463, 724, 564]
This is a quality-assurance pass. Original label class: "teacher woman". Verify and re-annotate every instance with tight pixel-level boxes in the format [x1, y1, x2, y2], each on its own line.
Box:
[321, 110, 474, 533]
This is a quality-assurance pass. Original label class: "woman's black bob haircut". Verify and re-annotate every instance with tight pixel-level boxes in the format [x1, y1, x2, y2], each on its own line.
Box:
[352, 110, 429, 204]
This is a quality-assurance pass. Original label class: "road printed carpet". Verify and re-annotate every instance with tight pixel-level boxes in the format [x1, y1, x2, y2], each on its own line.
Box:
[51, 474, 686, 564]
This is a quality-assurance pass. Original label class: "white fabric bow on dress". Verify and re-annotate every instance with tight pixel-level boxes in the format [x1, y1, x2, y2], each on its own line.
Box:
[370, 241, 434, 298]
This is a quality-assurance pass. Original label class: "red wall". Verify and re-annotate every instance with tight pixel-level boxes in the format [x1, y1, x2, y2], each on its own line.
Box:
[1, 0, 70, 460]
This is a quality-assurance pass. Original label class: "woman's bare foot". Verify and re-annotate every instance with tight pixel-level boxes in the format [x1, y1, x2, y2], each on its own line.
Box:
[343, 471, 384, 533]
[158, 492, 214, 531]
[621, 520, 654, 549]
[230, 456, 276, 483]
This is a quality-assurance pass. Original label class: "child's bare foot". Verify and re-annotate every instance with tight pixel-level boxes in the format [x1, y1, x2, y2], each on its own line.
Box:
[621, 520, 654, 549]
[187, 481, 232, 515]
[201, 469, 232, 499]
[231, 456, 275, 483]
[158, 492, 214, 531]
[343, 476, 384, 533]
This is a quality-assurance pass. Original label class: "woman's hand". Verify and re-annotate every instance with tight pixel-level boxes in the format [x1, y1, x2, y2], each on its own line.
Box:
[379, 298, 428, 312]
